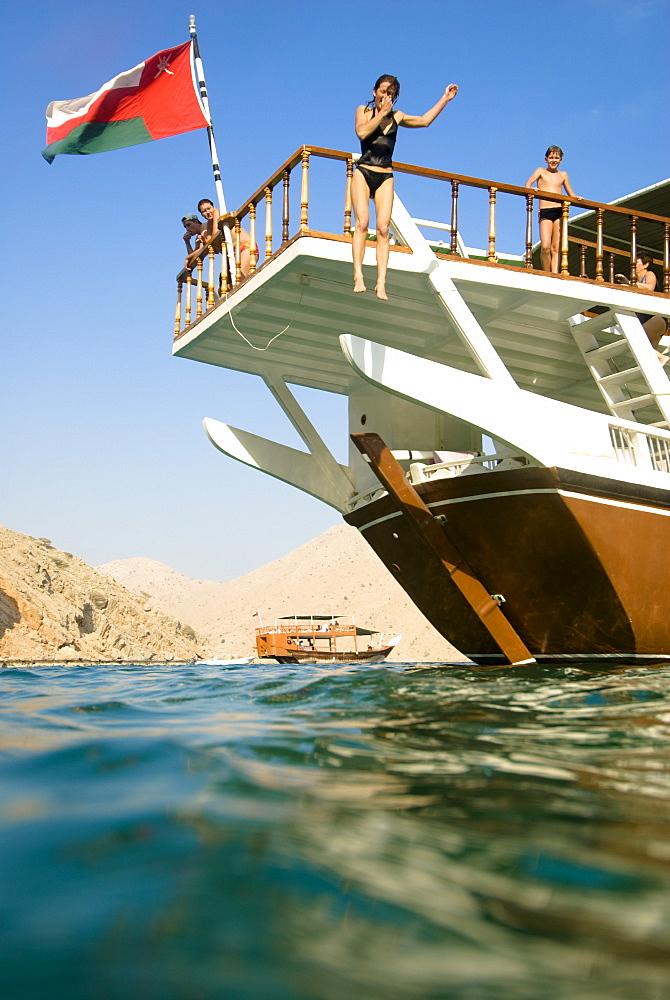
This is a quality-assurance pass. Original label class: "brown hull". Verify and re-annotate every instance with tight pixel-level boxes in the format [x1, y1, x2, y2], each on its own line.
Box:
[345, 466, 670, 665]
[265, 646, 395, 665]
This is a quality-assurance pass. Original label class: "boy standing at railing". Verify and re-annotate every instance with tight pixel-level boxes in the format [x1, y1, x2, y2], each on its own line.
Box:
[526, 147, 581, 273]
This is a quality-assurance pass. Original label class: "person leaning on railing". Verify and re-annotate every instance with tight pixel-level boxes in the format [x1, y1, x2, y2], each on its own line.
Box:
[184, 198, 254, 283]
[615, 252, 670, 366]
[181, 213, 206, 269]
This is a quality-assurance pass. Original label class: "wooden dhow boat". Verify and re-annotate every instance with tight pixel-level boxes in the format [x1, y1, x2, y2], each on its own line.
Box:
[173, 149, 670, 667]
[255, 614, 400, 664]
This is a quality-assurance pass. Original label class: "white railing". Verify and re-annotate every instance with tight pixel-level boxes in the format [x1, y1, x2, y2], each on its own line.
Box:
[612, 423, 670, 472]
[609, 425, 638, 466]
[410, 452, 530, 484]
[348, 431, 670, 510]
[648, 433, 670, 472]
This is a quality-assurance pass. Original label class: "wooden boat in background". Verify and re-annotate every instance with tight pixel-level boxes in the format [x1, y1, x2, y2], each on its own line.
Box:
[255, 614, 400, 664]
[173, 149, 670, 667]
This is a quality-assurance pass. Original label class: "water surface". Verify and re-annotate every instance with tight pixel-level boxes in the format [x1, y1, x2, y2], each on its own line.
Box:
[1, 660, 669, 999]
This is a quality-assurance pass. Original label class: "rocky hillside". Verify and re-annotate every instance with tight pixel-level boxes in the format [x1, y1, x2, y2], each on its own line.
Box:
[0, 526, 205, 663]
[99, 524, 463, 662]
[0, 522, 464, 664]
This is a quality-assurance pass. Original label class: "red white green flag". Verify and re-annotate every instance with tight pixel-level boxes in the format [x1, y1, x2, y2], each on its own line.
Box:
[42, 41, 209, 164]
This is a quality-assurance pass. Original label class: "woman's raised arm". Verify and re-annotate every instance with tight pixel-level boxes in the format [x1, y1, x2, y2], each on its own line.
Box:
[398, 84, 458, 128]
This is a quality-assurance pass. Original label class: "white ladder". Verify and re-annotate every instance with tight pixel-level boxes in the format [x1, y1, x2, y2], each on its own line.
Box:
[568, 309, 670, 427]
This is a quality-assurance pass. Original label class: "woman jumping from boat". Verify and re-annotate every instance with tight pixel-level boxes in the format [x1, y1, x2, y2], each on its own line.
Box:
[352, 75, 458, 300]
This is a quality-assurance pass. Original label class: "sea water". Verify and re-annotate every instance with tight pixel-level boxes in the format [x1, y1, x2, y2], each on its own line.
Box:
[1, 660, 669, 1000]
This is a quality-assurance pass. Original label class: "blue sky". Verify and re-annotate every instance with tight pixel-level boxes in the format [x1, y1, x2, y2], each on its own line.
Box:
[2, 0, 669, 581]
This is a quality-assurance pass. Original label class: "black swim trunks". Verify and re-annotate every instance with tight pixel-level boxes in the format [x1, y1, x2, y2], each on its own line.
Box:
[538, 206, 562, 223]
[357, 165, 393, 197]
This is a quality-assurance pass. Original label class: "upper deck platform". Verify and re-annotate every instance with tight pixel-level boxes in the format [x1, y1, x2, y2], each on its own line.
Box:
[173, 148, 670, 417]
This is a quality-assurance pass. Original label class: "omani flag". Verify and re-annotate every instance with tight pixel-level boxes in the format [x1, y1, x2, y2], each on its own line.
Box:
[42, 41, 208, 164]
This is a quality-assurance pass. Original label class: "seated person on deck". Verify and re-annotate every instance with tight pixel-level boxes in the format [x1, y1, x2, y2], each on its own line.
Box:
[615, 253, 670, 365]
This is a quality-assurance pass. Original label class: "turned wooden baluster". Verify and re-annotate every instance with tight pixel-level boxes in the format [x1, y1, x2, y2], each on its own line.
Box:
[664, 223, 670, 292]
[195, 256, 204, 318]
[595, 208, 604, 282]
[234, 217, 242, 285]
[174, 281, 183, 336]
[525, 195, 534, 268]
[282, 168, 290, 243]
[560, 201, 570, 275]
[580, 244, 587, 278]
[629, 216, 638, 282]
[219, 231, 229, 296]
[249, 202, 258, 273]
[185, 273, 192, 325]
[487, 187, 497, 262]
[344, 158, 353, 235]
[450, 180, 459, 254]
[207, 246, 216, 308]
[608, 253, 615, 284]
[264, 186, 273, 259]
[300, 149, 310, 233]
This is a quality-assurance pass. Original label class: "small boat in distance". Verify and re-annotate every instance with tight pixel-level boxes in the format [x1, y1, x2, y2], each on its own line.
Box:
[255, 614, 401, 664]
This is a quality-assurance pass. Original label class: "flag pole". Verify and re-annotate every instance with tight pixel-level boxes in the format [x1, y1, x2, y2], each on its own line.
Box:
[189, 14, 235, 275]
[189, 14, 226, 211]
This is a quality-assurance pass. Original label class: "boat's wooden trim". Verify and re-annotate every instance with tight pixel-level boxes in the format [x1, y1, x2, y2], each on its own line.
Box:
[237, 146, 670, 227]
[567, 234, 666, 271]
[350, 432, 536, 666]
[174, 148, 669, 337]
[389, 159, 670, 224]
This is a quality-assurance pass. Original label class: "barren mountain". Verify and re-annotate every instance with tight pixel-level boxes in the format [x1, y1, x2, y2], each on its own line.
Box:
[0, 526, 205, 663]
[99, 524, 463, 662]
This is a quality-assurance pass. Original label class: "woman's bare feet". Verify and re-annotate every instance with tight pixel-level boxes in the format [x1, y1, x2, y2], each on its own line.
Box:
[375, 283, 388, 301]
[656, 350, 669, 366]
[353, 275, 366, 293]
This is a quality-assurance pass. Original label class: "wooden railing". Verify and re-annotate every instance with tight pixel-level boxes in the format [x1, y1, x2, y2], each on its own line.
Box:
[256, 621, 358, 636]
[174, 146, 670, 337]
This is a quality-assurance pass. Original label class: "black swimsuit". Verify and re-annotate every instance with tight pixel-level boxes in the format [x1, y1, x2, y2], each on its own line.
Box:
[359, 112, 398, 168]
[357, 112, 398, 194]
